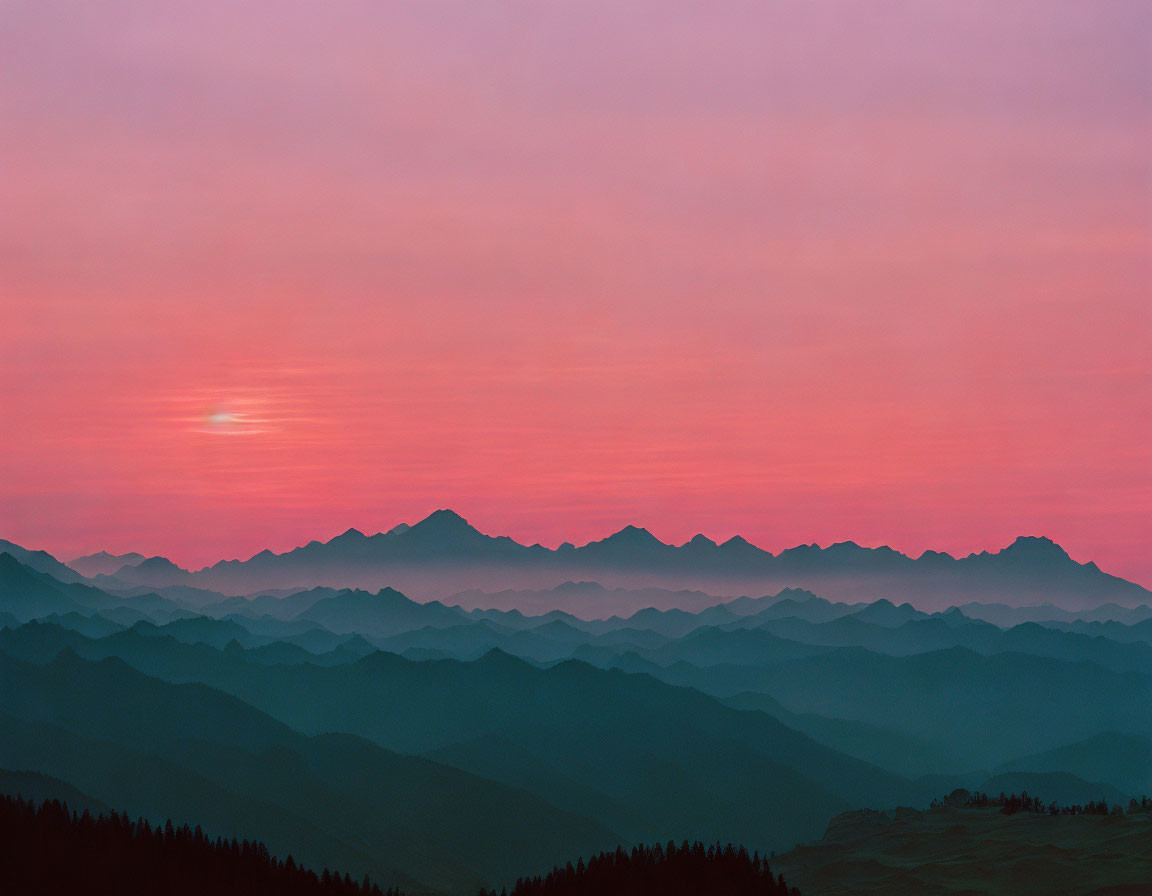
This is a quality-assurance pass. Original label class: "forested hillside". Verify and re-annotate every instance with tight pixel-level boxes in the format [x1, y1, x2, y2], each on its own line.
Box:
[0, 794, 400, 896]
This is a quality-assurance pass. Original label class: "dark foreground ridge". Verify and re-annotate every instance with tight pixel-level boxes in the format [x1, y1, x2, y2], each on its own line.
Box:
[1, 792, 803, 896]
[774, 790, 1152, 896]
[480, 841, 799, 896]
[0, 794, 401, 896]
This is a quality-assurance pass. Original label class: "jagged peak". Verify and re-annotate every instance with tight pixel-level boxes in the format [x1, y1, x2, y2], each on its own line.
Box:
[373, 586, 414, 602]
[773, 587, 821, 601]
[49, 645, 83, 665]
[685, 533, 717, 548]
[474, 647, 528, 668]
[719, 534, 761, 551]
[610, 525, 660, 541]
[586, 525, 667, 548]
[993, 535, 1074, 564]
[1004, 534, 1068, 553]
[134, 556, 185, 571]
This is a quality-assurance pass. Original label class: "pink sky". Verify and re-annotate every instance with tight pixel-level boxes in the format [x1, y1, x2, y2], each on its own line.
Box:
[2, 1, 1150, 584]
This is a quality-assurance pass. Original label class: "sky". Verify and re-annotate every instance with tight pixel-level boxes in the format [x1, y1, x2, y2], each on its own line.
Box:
[2, 0, 1150, 583]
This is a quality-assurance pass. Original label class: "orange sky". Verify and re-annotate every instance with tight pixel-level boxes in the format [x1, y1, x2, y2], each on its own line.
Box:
[2, 1, 1150, 583]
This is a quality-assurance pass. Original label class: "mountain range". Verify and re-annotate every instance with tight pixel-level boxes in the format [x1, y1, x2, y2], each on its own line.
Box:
[5, 544, 1152, 783]
[0, 648, 619, 893]
[38, 510, 1149, 611]
[3, 538, 1151, 892]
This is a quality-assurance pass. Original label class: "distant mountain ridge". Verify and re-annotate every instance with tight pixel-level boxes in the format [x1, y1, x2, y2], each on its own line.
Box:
[47, 511, 1146, 610]
[0, 541, 85, 584]
[65, 550, 147, 578]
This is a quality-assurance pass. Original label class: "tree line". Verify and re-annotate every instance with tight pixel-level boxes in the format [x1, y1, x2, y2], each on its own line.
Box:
[931, 790, 1152, 817]
[477, 840, 799, 896]
[0, 794, 401, 896]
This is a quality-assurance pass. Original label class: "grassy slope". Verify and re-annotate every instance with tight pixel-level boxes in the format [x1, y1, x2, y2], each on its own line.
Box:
[774, 806, 1152, 895]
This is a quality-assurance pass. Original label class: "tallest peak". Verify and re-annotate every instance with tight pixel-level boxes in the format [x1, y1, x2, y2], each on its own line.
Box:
[423, 508, 469, 525]
[407, 509, 482, 536]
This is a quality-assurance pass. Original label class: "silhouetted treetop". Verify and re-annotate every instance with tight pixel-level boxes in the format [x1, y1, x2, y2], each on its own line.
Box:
[929, 790, 1151, 817]
[0, 793, 401, 896]
[478, 840, 800, 896]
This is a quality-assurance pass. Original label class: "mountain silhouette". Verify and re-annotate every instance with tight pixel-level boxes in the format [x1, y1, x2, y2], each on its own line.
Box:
[0, 554, 195, 625]
[297, 588, 467, 636]
[993, 732, 1152, 798]
[99, 555, 193, 588]
[75, 512, 1142, 611]
[0, 554, 88, 620]
[577, 527, 674, 564]
[0, 541, 85, 584]
[65, 550, 147, 578]
[4, 520, 1147, 613]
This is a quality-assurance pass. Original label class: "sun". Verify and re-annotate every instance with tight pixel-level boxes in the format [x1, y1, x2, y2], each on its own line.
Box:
[197, 404, 265, 435]
[208, 410, 237, 427]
